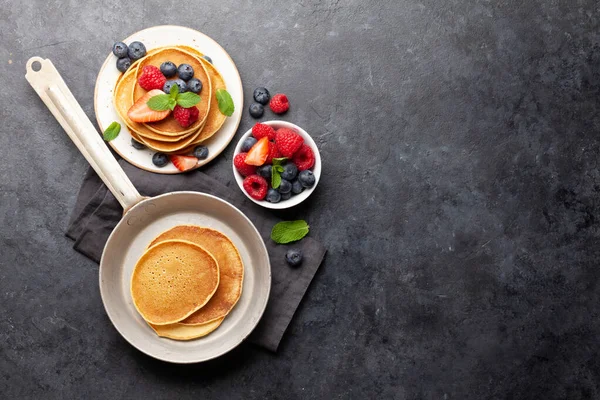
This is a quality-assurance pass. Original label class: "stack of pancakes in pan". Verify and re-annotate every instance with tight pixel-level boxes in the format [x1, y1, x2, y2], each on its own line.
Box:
[130, 226, 244, 340]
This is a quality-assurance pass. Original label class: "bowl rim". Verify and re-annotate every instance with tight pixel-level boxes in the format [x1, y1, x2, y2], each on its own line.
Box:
[232, 120, 321, 209]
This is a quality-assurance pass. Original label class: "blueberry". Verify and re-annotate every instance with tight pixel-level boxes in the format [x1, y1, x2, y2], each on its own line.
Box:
[291, 179, 305, 194]
[152, 152, 168, 167]
[116, 57, 131, 73]
[187, 78, 203, 94]
[253, 87, 270, 105]
[278, 179, 292, 194]
[202, 55, 213, 64]
[281, 191, 292, 200]
[298, 170, 315, 188]
[193, 145, 209, 160]
[127, 41, 146, 60]
[265, 189, 281, 203]
[160, 61, 177, 78]
[131, 138, 145, 149]
[241, 137, 258, 152]
[177, 63, 194, 81]
[249, 103, 264, 119]
[163, 79, 187, 93]
[285, 249, 303, 267]
[281, 162, 298, 181]
[112, 42, 128, 58]
[257, 164, 272, 179]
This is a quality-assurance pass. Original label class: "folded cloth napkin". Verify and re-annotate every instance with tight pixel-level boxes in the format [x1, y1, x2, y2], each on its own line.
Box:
[66, 160, 326, 352]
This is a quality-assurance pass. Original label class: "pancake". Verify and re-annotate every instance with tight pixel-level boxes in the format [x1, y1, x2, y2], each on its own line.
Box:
[135, 48, 211, 135]
[131, 120, 206, 153]
[149, 226, 243, 325]
[131, 239, 220, 325]
[176, 46, 228, 147]
[114, 64, 194, 143]
[114, 64, 208, 152]
[170, 46, 228, 154]
[150, 317, 224, 340]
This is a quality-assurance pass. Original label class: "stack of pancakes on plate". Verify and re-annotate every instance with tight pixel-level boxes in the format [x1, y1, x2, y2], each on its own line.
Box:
[114, 46, 227, 153]
[130, 225, 244, 340]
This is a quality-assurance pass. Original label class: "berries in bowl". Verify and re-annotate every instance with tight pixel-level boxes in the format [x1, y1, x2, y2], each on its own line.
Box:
[232, 121, 321, 209]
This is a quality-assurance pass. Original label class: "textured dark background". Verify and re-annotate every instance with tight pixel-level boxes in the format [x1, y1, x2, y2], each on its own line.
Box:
[1, 0, 600, 399]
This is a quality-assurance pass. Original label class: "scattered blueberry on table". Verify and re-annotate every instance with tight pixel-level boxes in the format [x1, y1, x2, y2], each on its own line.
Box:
[285, 249, 303, 267]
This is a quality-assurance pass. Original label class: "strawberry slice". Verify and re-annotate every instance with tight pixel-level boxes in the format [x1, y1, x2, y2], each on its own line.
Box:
[169, 155, 198, 172]
[127, 89, 170, 123]
[245, 137, 270, 166]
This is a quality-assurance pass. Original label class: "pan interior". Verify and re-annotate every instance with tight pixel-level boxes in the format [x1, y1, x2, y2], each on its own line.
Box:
[99, 192, 270, 363]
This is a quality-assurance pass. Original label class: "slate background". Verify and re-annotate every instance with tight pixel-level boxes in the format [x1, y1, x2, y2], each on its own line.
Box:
[1, 0, 600, 399]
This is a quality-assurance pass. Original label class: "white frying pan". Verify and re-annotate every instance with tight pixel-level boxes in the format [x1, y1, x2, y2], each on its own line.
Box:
[25, 57, 271, 363]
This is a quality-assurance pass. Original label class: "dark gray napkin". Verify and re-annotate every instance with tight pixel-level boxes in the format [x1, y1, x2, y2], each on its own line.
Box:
[66, 160, 326, 352]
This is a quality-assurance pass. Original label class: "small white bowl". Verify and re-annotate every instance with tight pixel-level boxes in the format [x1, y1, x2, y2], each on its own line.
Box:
[232, 120, 321, 209]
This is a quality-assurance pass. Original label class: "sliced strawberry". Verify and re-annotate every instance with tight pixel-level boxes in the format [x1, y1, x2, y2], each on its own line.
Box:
[169, 155, 198, 172]
[245, 137, 270, 166]
[127, 89, 170, 123]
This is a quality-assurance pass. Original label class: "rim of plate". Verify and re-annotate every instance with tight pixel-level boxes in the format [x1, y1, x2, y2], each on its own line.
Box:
[94, 25, 243, 174]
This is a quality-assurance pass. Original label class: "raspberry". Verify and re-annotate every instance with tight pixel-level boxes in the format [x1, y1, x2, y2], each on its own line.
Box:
[269, 94, 289, 114]
[173, 105, 199, 128]
[252, 123, 276, 141]
[233, 153, 257, 177]
[265, 141, 282, 164]
[138, 65, 166, 91]
[292, 144, 315, 171]
[275, 128, 304, 157]
[243, 175, 268, 200]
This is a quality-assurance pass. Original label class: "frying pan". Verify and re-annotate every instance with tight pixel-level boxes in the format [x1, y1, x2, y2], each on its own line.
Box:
[25, 57, 271, 363]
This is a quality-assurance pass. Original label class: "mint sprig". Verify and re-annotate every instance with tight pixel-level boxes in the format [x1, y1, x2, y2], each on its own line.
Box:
[103, 121, 121, 141]
[272, 157, 287, 166]
[271, 165, 284, 188]
[215, 89, 234, 116]
[147, 95, 176, 111]
[271, 157, 287, 188]
[169, 83, 179, 98]
[146, 84, 200, 111]
[271, 220, 310, 244]
[177, 92, 201, 108]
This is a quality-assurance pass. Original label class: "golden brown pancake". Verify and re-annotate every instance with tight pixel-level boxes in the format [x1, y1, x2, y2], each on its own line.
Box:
[150, 317, 224, 340]
[175, 46, 228, 148]
[114, 64, 207, 152]
[114, 64, 195, 143]
[131, 120, 206, 153]
[113, 45, 226, 153]
[131, 239, 220, 325]
[149, 226, 244, 325]
[135, 48, 211, 135]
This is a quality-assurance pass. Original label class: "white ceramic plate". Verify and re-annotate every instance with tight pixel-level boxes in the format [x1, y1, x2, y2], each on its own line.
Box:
[94, 25, 243, 174]
[232, 121, 321, 209]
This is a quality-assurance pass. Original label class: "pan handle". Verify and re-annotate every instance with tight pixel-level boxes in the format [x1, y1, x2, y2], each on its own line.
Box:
[25, 57, 144, 212]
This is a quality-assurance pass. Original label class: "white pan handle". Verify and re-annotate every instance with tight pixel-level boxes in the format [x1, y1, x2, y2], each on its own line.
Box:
[25, 57, 144, 212]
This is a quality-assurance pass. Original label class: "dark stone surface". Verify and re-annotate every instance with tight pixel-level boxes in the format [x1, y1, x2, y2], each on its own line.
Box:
[1, 0, 599, 398]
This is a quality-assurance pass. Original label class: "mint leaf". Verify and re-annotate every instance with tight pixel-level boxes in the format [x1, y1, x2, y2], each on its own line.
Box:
[275, 165, 284, 173]
[272, 157, 287, 166]
[169, 83, 179, 99]
[272, 166, 282, 188]
[147, 94, 175, 111]
[271, 220, 310, 244]
[176, 92, 201, 108]
[215, 89, 234, 116]
[102, 121, 121, 141]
